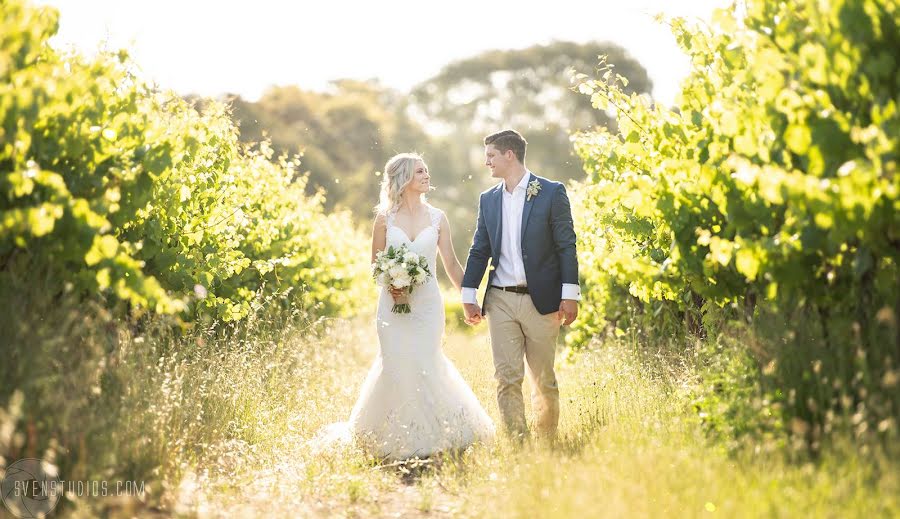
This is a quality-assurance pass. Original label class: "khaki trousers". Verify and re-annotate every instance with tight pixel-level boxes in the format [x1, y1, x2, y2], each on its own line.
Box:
[485, 287, 562, 438]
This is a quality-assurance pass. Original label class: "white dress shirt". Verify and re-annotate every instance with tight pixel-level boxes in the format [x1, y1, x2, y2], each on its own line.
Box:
[462, 171, 580, 305]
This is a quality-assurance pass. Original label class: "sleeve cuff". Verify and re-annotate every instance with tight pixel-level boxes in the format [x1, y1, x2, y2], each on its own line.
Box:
[461, 287, 478, 305]
[561, 283, 581, 301]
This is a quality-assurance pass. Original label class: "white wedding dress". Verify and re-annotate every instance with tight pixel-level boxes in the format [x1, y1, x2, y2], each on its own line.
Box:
[326, 205, 495, 461]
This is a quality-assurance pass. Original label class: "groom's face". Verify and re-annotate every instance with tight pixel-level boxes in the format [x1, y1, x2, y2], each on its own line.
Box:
[484, 145, 513, 178]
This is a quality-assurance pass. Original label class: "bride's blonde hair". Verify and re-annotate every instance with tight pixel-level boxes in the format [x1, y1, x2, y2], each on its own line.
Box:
[376, 152, 427, 215]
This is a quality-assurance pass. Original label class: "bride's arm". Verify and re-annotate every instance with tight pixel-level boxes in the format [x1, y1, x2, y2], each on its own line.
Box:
[371, 213, 387, 264]
[436, 211, 465, 292]
[373, 213, 402, 302]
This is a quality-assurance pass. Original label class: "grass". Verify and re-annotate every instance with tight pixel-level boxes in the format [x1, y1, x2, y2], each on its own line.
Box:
[2, 300, 898, 518]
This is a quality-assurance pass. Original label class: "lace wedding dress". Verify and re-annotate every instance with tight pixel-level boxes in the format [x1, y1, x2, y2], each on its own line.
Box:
[323, 205, 495, 461]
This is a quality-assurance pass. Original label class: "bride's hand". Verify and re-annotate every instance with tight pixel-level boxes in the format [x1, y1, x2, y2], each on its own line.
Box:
[388, 286, 404, 302]
[462, 303, 482, 325]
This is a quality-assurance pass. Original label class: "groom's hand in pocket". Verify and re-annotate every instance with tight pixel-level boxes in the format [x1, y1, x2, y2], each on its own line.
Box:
[559, 300, 578, 326]
[463, 303, 483, 325]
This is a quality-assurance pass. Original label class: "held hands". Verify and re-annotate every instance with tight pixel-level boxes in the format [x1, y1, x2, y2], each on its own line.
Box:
[558, 299, 578, 326]
[462, 301, 575, 325]
[388, 286, 404, 303]
[462, 303, 483, 326]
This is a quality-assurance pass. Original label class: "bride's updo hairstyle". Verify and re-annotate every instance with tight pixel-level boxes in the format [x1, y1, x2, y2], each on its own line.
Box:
[376, 152, 427, 215]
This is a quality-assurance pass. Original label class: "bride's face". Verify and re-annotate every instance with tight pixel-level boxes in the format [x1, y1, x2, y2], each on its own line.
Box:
[405, 160, 430, 194]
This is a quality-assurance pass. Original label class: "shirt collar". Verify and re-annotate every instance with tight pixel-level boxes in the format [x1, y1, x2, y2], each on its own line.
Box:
[503, 171, 531, 193]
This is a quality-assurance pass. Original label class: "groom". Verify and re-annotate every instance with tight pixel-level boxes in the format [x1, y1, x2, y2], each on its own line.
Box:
[462, 129, 579, 440]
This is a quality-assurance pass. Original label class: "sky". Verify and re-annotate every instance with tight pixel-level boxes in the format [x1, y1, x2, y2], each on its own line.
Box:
[34, 0, 729, 107]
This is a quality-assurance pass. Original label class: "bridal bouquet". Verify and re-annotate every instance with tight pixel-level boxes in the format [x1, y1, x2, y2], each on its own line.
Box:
[372, 244, 432, 313]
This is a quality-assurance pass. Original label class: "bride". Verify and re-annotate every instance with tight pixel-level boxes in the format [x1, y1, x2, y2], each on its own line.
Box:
[338, 152, 495, 460]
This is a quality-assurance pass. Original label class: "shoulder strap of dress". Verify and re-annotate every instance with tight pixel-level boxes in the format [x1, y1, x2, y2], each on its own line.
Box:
[428, 205, 442, 233]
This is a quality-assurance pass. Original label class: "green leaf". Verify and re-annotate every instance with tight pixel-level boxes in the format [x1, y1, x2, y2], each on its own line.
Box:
[733, 133, 757, 157]
[85, 235, 119, 266]
[96, 268, 111, 290]
[814, 212, 833, 229]
[785, 124, 811, 154]
[720, 110, 739, 137]
[735, 248, 760, 281]
[27, 203, 63, 237]
[709, 237, 734, 267]
[179, 185, 191, 202]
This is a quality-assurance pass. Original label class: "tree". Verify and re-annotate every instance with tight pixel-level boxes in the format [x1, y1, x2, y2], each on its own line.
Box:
[226, 80, 429, 218]
[409, 40, 654, 183]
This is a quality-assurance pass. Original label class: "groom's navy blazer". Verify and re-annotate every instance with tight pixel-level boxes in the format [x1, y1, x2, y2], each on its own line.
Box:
[462, 173, 579, 315]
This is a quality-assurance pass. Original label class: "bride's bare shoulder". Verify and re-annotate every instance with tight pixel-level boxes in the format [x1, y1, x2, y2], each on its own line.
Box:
[373, 211, 388, 229]
[425, 204, 450, 232]
[425, 203, 446, 216]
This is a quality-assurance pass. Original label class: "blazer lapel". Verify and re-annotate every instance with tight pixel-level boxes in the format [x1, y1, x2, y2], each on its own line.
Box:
[491, 183, 503, 252]
[520, 173, 535, 242]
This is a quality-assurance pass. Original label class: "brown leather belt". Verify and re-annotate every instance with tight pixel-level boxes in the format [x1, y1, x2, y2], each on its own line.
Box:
[492, 285, 529, 294]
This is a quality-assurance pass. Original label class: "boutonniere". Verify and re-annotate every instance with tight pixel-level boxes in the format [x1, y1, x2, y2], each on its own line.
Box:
[526, 179, 541, 201]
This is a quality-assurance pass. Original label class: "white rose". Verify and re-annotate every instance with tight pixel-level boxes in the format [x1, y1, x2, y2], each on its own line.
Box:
[393, 272, 412, 288]
[403, 252, 418, 263]
[376, 272, 390, 286]
[388, 265, 404, 278]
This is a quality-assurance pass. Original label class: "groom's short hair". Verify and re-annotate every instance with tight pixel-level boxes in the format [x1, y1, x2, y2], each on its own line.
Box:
[484, 129, 527, 163]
